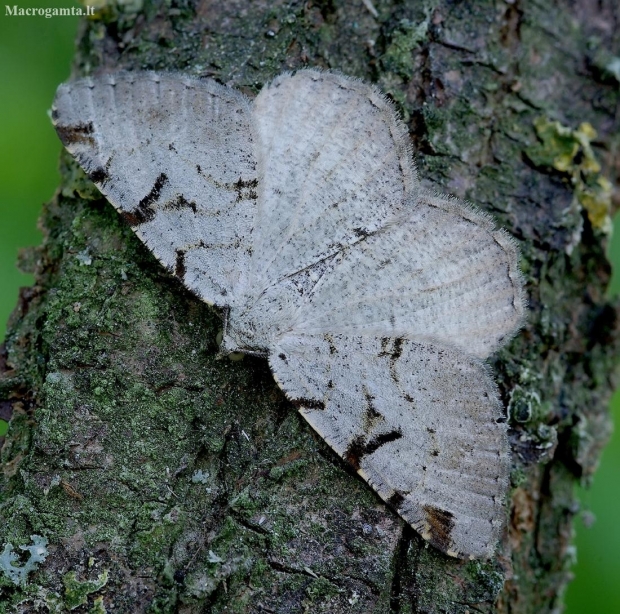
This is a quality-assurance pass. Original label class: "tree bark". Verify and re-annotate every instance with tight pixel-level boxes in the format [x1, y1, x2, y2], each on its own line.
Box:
[1, 0, 619, 612]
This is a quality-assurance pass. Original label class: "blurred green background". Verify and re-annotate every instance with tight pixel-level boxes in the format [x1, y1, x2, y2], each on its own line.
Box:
[0, 2, 618, 611]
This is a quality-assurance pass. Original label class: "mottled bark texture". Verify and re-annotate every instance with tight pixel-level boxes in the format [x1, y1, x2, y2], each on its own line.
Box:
[1, 0, 619, 612]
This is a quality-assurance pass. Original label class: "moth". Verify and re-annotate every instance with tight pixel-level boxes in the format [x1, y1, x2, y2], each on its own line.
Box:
[52, 69, 525, 559]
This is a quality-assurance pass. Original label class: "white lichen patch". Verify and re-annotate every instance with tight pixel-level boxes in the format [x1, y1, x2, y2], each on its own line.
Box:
[0, 534, 49, 586]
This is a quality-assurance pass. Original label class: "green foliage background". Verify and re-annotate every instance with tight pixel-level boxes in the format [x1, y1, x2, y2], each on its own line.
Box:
[0, 2, 618, 611]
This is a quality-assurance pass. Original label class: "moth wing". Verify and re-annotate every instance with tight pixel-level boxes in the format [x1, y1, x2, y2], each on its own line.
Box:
[241, 71, 522, 356]
[52, 71, 257, 307]
[238, 69, 417, 302]
[287, 191, 524, 359]
[269, 334, 510, 560]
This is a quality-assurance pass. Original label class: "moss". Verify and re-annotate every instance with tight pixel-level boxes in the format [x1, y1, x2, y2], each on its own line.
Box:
[89, 595, 107, 614]
[63, 569, 109, 610]
[303, 575, 341, 606]
[381, 18, 429, 79]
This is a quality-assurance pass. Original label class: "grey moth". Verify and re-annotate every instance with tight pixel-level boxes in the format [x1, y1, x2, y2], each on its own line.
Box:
[52, 69, 525, 559]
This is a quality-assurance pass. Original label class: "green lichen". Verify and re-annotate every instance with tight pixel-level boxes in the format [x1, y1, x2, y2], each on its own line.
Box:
[381, 18, 428, 79]
[63, 569, 109, 610]
[302, 575, 341, 608]
[89, 596, 107, 614]
[526, 117, 613, 233]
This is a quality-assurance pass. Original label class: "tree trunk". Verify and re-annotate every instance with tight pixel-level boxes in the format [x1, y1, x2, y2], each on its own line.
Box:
[1, 0, 618, 612]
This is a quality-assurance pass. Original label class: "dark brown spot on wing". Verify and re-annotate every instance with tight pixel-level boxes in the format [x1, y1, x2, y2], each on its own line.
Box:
[233, 177, 259, 202]
[362, 389, 384, 432]
[175, 249, 186, 279]
[378, 337, 405, 384]
[387, 490, 407, 509]
[292, 398, 325, 411]
[365, 430, 403, 455]
[344, 435, 366, 470]
[344, 429, 403, 470]
[89, 167, 108, 184]
[324, 334, 338, 355]
[422, 505, 455, 552]
[88, 156, 113, 186]
[164, 194, 197, 213]
[139, 172, 168, 210]
[122, 172, 169, 226]
[56, 121, 95, 146]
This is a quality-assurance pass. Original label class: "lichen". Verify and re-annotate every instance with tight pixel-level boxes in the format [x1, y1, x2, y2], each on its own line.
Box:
[63, 569, 109, 610]
[0, 535, 48, 587]
[380, 18, 429, 79]
[89, 595, 107, 614]
[526, 117, 613, 233]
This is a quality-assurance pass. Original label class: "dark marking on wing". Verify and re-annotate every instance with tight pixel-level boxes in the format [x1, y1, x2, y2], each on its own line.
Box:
[387, 490, 407, 509]
[89, 167, 108, 184]
[362, 389, 384, 432]
[165, 194, 197, 213]
[365, 430, 403, 456]
[175, 249, 186, 279]
[422, 505, 455, 552]
[324, 334, 338, 355]
[353, 227, 370, 238]
[193, 170, 258, 201]
[378, 337, 405, 361]
[378, 337, 406, 383]
[88, 156, 113, 187]
[139, 172, 168, 210]
[122, 172, 169, 226]
[391, 337, 404, 360]
[292, 398, 325, 411]
[56, 121, 95, 147]
[121, 208, 153, 227]
[234, 177, 259, 202]
[344, 435, 366, 470]
[345, 429, 403, 470]
[278, 353, 287, 362]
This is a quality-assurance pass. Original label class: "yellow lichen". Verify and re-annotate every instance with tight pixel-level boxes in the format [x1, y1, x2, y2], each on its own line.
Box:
[527, 118, 613, 233]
